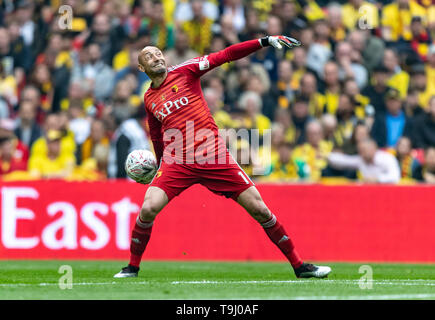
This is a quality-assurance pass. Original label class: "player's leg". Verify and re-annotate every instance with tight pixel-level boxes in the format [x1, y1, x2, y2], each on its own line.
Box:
[236, 186, 331, 278]
[114, 186, 168, 278]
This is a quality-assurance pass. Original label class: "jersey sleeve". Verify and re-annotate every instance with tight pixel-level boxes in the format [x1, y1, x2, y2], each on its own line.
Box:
[169, 39, 262, 77]
[145, 103, 164, 164]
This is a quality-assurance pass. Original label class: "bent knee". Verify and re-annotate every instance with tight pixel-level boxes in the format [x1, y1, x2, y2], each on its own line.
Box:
[140, 201, 161, 221]
[249, 201, 271, 223]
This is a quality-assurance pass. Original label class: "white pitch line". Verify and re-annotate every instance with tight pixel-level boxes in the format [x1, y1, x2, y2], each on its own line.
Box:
[292, 293, 435, 300]
[170, 279, 435, 286]
[1, 279, 434, 288]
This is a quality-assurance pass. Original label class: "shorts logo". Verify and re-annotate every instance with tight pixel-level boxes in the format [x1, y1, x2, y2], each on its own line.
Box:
[199, 56, 210, 71]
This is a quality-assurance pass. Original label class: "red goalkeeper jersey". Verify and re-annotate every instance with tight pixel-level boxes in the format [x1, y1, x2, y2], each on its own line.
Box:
[144, 39, 262, 165]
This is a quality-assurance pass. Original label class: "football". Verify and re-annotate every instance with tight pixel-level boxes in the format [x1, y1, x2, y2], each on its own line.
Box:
[125, 149, 158, 184]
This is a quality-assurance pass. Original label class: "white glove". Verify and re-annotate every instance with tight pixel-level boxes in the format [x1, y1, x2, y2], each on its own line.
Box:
[260, 35, 302, 50]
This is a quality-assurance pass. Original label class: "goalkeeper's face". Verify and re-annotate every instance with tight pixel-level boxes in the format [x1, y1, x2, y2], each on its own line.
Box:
[138, 46, 167, 77]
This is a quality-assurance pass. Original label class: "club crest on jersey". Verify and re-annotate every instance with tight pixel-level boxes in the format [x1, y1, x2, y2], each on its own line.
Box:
[152, 96, 189, 121]
[199, 56, 210, 71]
[171, 85, 178, 93]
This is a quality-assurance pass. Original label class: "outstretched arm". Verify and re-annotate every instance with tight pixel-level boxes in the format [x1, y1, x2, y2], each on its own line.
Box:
[174, 36, 301, 77]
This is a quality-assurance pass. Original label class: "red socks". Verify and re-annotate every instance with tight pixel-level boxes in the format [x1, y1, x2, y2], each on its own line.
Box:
[261, 214, 303, 269]
[129, 216, 154, 268]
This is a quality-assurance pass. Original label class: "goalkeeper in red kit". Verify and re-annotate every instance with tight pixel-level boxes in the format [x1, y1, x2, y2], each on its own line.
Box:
[114, 36, 331, 279]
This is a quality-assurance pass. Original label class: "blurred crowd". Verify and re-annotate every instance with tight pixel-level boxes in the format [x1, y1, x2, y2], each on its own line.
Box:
[1, 0, 435, 184]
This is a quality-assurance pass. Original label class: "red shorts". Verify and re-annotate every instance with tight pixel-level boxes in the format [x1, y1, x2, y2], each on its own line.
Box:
[150, 154, 255, 202]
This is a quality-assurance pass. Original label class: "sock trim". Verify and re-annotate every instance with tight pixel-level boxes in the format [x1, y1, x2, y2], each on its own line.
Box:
[136, 216, 154, 229]
[261, 214, 277, 229]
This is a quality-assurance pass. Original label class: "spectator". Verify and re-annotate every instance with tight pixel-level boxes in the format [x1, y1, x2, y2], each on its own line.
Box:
[28, 129, 76, 179]
[318, 61, 341, 115]
[298, 72, 323, 118]
[14, 100, 42, 149]
[84, 13, 123, 66]
[381, 0, 427, 42]
[29, 63, 53, 112]
[326, 3, 346, 43]
[237, 91, 271, 139]
[335, 41, 368, 89]
[244, 74, 274, 121]
[342, 78, 370, 119]
[175, 0, 219, 23]
[140, 1, 175, 51]
[409, 63, 435, 110]
[115, 48, 150, 95]
[0, 119, 29, 175]
[341, 0, 379, 31]
[290, 46, 308, 91]
[31, 112, 76, 160]
[0, 62, 16, 117]
[67, 101, 91, 155]
[320, 113, 338, 146]
[412, 95, 435, 148]
[14, 0, 37, 47]
[203, 87, 236, 129]
[250, 17, 282, 82]
[181, 0, 214, 55]
[273, 105, 297, 144]
[219, 14, 241, 46]
[328, 138, 401, 184]
[341, 121, 371, 155]
[108, 108, 150, 179]
[404, 87, 425, 118]
[238, 7, 261, 42]
[80, 118, 110, 173]
[388, 136, 422, 181]
[82, 43, 115, 102]
[273, 59, 296, 110]
[427, 45, 435, 86]
[266, 141, 298, 182]
[409, 16, 432, 62]
[163, 30, 199, 66]
[291, 119, 333, 181]
[362, 64, 390, 114]
[222, 0, 246, 33]
[306, 20, 333, 78]
[347, 29, 385, 74]
[414, 146, 435, 183]
[6, 20, 32, 72]
[383, 48, 410, 100]
[371, 88, 413, 148]
[335, 94, 359, 147]
[290, 95, 313, 145]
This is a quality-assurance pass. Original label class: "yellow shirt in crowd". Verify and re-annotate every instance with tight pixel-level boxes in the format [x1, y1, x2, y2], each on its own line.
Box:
[31, 131, 76, 159]
[291, 140, 333, 182]
[381, 0, 427, 41]
[342, 1, 379, 30]
[29, 153, 76, 178]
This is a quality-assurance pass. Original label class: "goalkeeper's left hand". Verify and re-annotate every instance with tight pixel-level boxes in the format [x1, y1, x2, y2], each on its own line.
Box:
[260, 35, 301, 49]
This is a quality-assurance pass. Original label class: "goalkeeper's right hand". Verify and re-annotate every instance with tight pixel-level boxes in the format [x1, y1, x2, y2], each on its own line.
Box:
[259, 35, 301, 50]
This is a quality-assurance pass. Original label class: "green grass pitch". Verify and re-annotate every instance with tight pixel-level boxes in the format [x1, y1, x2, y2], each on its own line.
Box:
[0, 260, 434, 300]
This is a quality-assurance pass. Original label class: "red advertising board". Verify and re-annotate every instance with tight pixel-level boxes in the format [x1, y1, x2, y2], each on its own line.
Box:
[0, 180, 434, 263]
